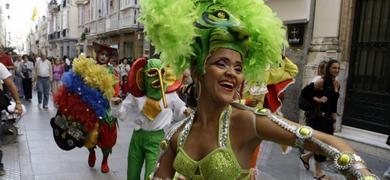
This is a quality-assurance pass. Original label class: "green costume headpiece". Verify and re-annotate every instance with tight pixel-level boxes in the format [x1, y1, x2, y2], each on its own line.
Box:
[140, 0, 287, 83]
[143, 59, 168, 101]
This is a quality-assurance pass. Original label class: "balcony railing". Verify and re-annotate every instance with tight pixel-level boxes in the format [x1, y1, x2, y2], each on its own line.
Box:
[85, 20, 97, 35]
[78, 25, 84, 34]
[108, 12, 119, 31]
[119, 8, 139, 29]
[47, 31, 61, 41]
[81, 8, 141, 36]
[96, 17, 106, 34]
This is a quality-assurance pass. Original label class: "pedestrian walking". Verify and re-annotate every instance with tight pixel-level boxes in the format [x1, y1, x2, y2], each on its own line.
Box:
[52, 57, 64, 93]
[33, 56, 52, 109]
[21, 55, 34, 101]
[118, 58, 131, 97]
[13, 55, 24, 98]
[300, 60, 341, 179]
[64, 56, 71, 72]
[299, 60, 327, 171]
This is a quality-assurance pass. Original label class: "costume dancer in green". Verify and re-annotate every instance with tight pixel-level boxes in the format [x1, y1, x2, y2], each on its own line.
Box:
[111, 58, 188, 180]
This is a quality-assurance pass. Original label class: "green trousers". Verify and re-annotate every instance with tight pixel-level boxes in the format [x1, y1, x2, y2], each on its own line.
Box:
[127, 129, 164, 180]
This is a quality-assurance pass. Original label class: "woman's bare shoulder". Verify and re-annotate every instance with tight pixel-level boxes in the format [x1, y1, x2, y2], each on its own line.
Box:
[166, 120, 187, 152]
[314, 78, 324, 89]
[231, 107, 257, 130]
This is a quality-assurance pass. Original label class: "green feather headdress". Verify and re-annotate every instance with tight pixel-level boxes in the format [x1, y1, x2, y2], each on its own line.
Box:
[139, 0, 287, 83]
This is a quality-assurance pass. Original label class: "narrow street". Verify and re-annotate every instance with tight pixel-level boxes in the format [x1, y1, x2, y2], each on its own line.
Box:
[1, 93, 389, 180]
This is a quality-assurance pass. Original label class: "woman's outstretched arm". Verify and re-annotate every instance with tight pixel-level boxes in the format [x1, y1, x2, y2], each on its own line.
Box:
[254, 112, 375, 179]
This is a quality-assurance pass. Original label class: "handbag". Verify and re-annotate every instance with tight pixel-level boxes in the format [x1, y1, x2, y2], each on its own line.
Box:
[299, 92, 314, 111]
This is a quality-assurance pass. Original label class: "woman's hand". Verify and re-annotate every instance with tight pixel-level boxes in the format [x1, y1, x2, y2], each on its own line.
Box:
[313, 96, 328, 103]
[15, 102, 23, 115]
[111, 97, 122, 105]
[183, 108, 193, 117]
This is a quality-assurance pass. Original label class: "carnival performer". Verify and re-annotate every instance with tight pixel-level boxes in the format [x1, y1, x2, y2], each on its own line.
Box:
[110, 57, 189, 180]
[240, 55, 299, 168]
[95, 45, 121, 98]
[51, 55, 118, 173]
[139, 0, 379, 179]
[241, 55, 298, 113]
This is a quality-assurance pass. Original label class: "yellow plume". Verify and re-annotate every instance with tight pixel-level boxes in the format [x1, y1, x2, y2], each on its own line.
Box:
[31, 6, 38, 21]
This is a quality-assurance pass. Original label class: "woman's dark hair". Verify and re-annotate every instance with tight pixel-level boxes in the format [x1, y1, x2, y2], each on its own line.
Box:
[176, 82, 198, 108]
[323, 60, 339, 93]
[177, 64, 199, 108]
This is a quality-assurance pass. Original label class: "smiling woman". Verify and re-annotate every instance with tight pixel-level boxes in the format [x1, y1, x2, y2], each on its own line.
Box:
[140, 0, 380, 179]
[202, 48, 244, 104]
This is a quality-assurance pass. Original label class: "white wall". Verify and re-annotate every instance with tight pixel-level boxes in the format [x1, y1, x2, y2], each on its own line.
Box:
[266, 0, 311, 23]
[313, 0, 341, 37]
[68, 5, 79, 38]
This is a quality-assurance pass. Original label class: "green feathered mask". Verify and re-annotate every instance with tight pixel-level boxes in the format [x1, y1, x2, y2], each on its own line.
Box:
[140, 0, 287, 84]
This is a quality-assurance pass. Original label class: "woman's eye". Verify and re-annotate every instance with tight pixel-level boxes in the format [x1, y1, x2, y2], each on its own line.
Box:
[215, 60, 228, 68]
[234, 66, 242, 73]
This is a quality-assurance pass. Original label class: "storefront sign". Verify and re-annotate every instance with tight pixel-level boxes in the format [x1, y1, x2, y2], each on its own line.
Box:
[287, 23, 305, 45]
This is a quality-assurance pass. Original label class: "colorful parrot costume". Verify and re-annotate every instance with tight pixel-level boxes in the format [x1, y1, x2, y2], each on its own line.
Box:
[50, 55, 118, 173]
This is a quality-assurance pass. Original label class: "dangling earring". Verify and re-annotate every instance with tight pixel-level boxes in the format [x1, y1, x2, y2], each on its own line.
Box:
[235, 89, 241, 100]
[195, 81, 201, 101]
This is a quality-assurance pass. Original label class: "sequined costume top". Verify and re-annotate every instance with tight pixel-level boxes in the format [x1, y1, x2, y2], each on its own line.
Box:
[173, 106, 250, 180]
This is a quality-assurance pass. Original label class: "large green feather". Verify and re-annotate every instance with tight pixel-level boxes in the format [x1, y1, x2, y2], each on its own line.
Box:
[140, 0, 287, 84]
[139, 0, 196, 75]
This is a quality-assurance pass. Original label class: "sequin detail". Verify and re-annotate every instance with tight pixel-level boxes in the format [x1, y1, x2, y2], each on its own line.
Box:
[173, 106, 248, 179]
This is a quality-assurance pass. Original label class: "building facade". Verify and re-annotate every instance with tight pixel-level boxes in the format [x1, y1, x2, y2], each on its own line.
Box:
[267, 0, 390, 135]
[77, 0, 147, 60]
[0, 2, 12, 48]
[47, 0, 79, 59]
[0, 4, 5, 47]
[38, 16, 49, 56]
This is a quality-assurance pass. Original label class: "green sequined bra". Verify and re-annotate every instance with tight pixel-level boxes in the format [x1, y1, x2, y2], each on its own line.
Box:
[173, 106, 250, 180]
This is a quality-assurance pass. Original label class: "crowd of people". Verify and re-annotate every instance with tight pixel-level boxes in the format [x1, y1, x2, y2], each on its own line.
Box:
[0, 52, 68, 105]
[0, 50, 136, 106]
